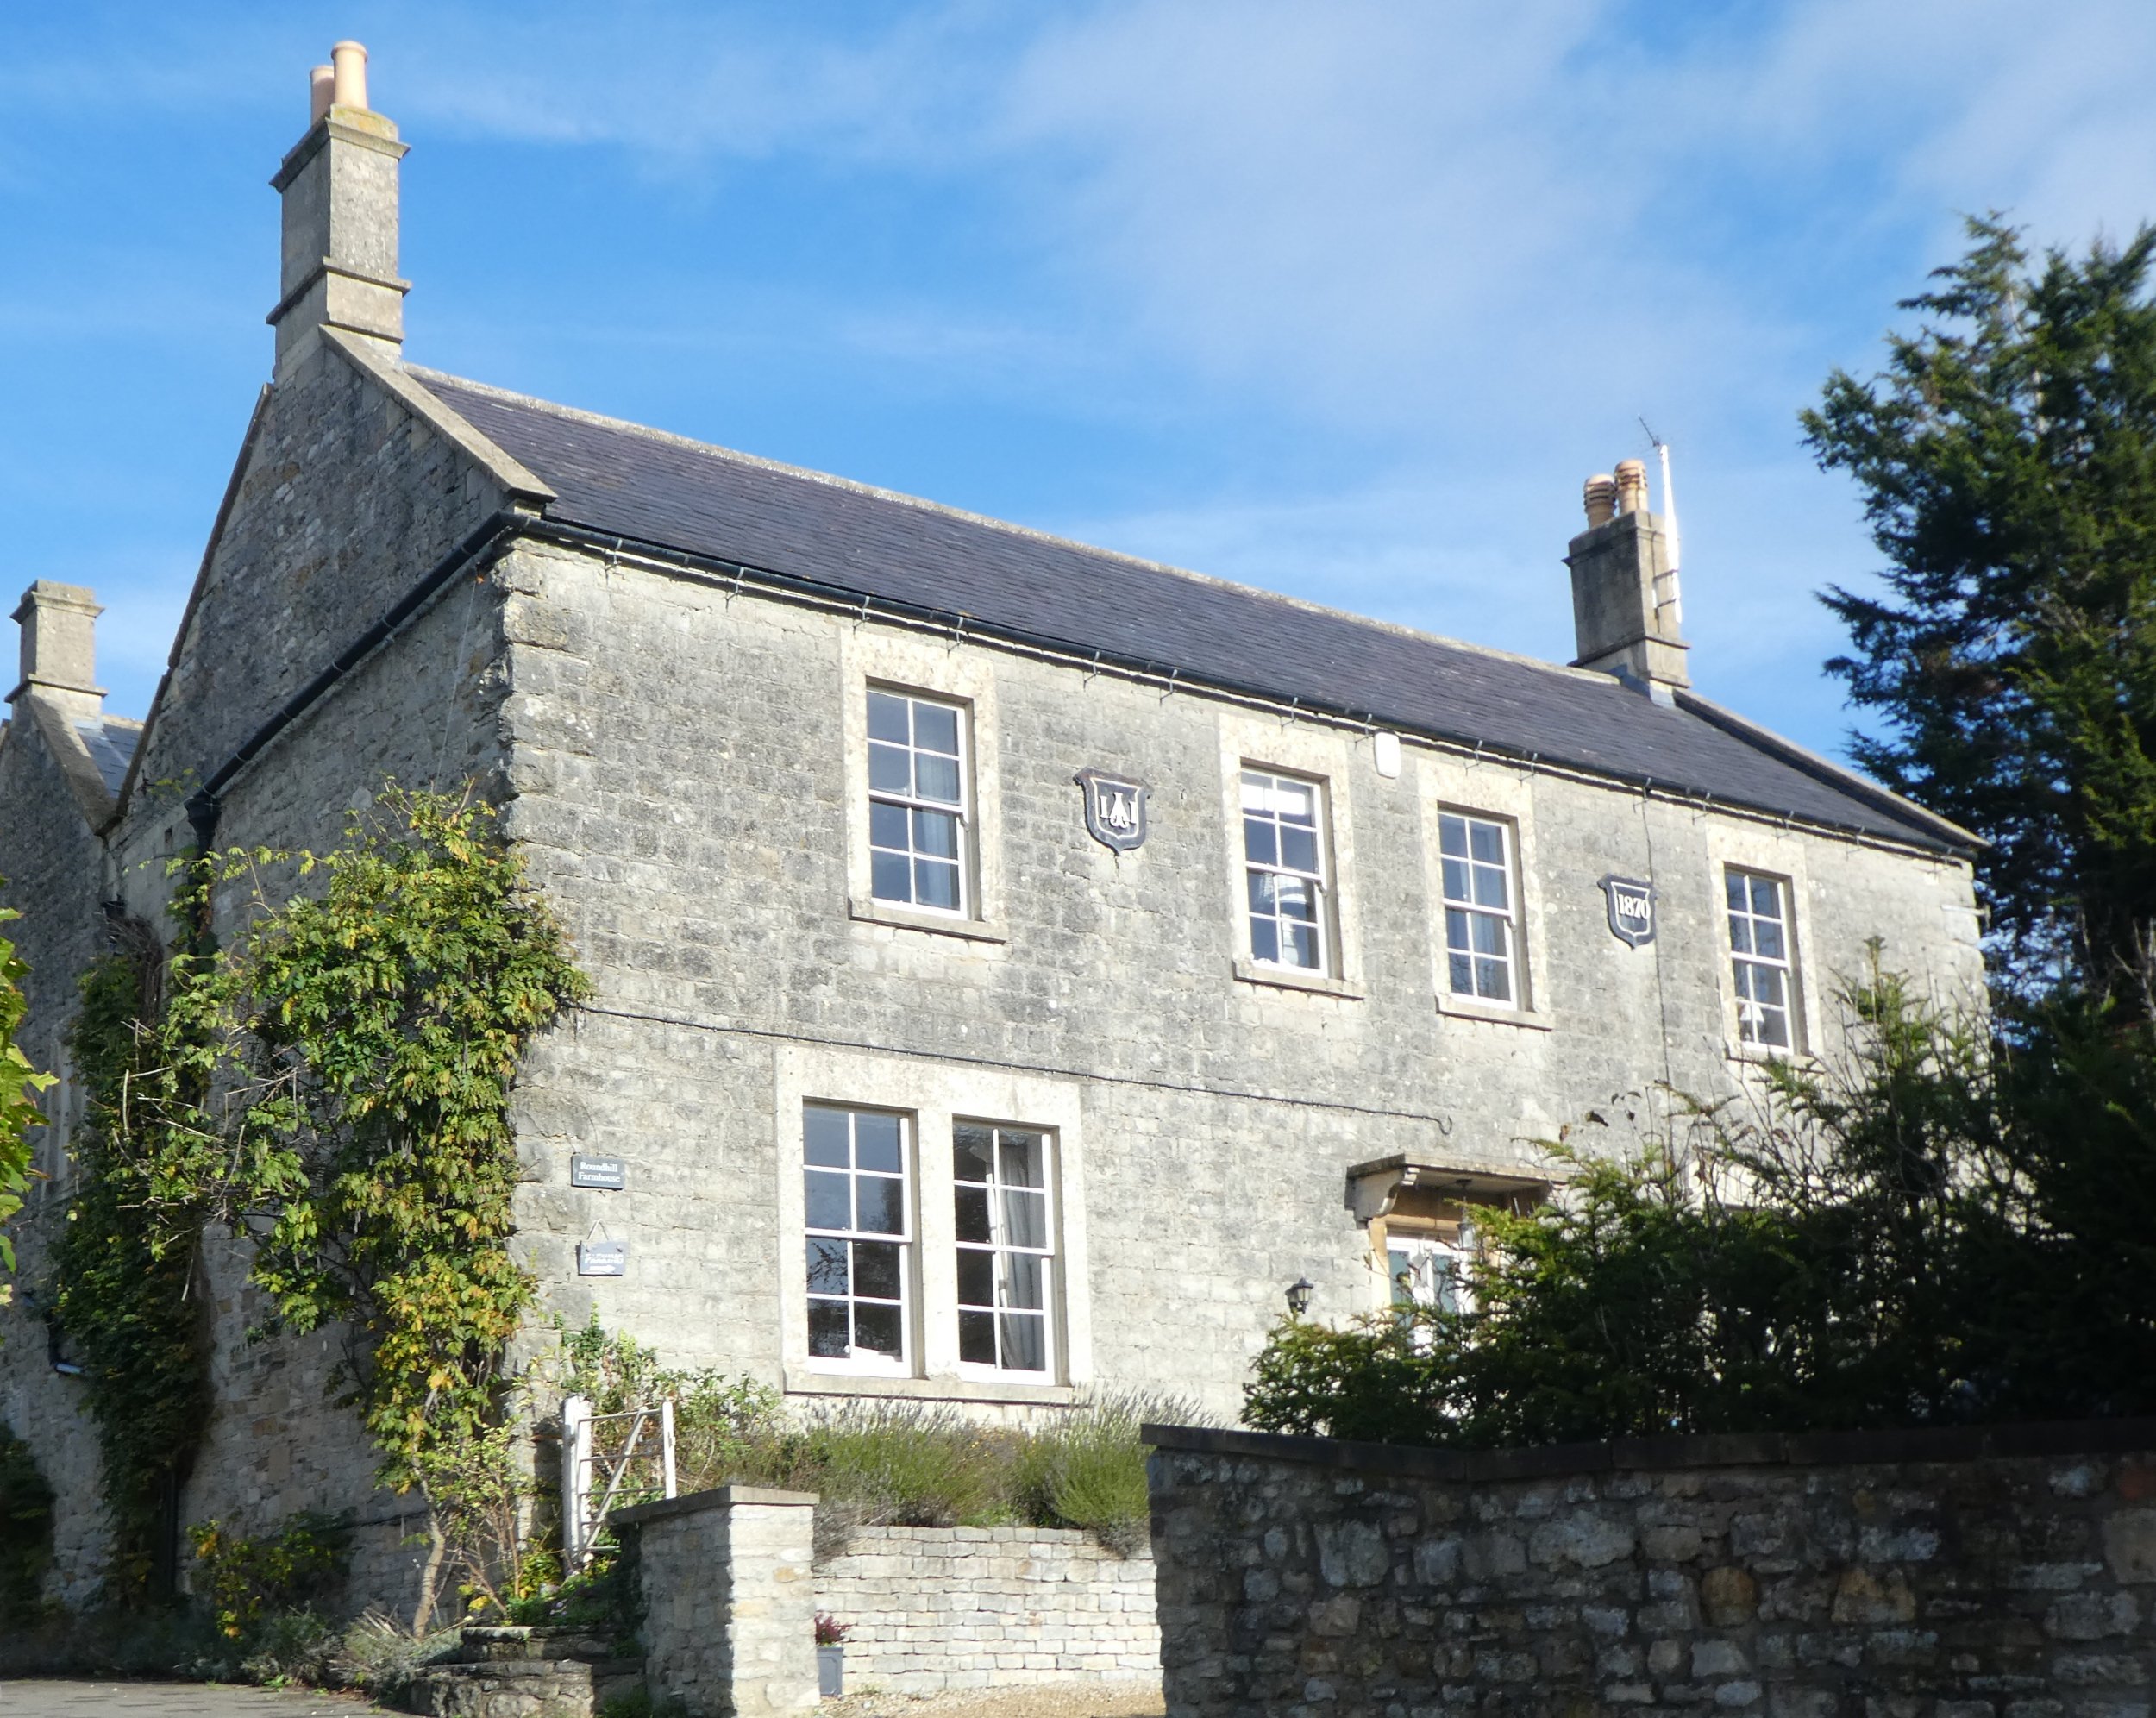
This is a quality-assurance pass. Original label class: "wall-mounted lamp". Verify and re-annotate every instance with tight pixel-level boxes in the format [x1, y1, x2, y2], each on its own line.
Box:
[1285, 1276, 1314, 1319]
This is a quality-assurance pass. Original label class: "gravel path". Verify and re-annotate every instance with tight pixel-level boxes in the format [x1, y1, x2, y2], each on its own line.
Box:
[0, 1678, 1164, 1718]
[0, 1686, 385, 1718]
[824, 1681, 1164, 1718]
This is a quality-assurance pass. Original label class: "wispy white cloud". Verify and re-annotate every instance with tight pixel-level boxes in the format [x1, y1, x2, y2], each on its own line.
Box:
[9, 0, 2153, 748]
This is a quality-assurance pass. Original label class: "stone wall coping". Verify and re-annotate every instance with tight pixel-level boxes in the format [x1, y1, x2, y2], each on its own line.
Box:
[837, 1524, 1099, 1546]
[1141, 1414, 2156, 1483]
[611, 1483, 818, 1526]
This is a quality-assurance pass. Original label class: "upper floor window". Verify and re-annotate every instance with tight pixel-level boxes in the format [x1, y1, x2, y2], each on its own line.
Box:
[868, 688, 969, 915]
[804, 1105, 912, 1373]
[953, 1122, 1056, 1376]
[1438, 812, 1520, 1004]
[1726, 867, 1797, 1049]
[1241, 768, 1331, 973]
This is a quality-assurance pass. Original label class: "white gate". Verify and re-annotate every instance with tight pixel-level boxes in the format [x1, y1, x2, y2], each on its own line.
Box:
[561, 1394, 677, 1571]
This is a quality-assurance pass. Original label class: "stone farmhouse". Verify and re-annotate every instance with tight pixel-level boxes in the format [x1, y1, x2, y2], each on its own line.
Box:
[0, 47, 1982, 1610]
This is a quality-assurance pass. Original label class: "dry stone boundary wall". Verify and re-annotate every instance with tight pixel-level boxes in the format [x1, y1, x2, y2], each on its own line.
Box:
[1144, 1418, 2156, 1717]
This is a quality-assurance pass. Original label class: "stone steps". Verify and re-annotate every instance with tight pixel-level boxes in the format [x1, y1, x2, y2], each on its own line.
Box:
[388, 1624, 644, 1718]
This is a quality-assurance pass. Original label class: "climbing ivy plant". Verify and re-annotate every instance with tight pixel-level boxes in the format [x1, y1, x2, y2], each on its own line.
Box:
[53, 787, 587, 1616]
[53, 935, 214, 1599]
[0, 894, 56, 1299]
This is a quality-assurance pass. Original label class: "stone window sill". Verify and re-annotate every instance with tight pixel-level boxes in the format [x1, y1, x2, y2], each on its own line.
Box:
[1232, 958, 1364, 1000]
[1723, 1040, 1818, 1071]
[783, 1369, 1078, 1408]
[848, 896, 1008, 944]
[1435, 994, 1552, 1032]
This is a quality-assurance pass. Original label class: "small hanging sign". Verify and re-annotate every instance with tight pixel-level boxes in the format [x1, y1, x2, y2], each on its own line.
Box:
[1075, 768, 1150, 853]
[572, 1155, 627, 1191]
[1599, 875, 1657, 948]
[578, 1240, 629, 1277]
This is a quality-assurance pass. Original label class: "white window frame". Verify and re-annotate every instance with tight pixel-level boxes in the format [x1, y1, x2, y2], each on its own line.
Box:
[774, 1045, 1092, 1404]
[1239, 767, 1334, 975]
[1437, 809, 1524, 1007]
[800, 1103, 917, 1378]
[1726, 865, 1800, 1051]
[865, 686, 972, 919]
[1388, 1232, 1473, 1316]
[952, 1121, 1059, 1382]
[841, 630, 1007, 944]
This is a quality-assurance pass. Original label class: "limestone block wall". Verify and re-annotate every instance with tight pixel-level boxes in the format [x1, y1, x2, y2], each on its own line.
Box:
[816, 1525, 1161, 1693]
[495, 541, 1985, 1423]
[1145, 1420, 2156, 1717]
[0, 330, 521, 1611]
[128, 335, 508, 794]
[616, 1486, 820, 1718]
[0, 717, 119, 1603]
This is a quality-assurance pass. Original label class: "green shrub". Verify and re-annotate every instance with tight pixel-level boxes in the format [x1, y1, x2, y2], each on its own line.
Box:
[790, 1401, 1015, 1528]
[1012, 1391, 1191, 1554]
[1244, 964, 2156, 1447]
[543, 1321, 1195, 1575]
[504, 1542, 639, 1632]
[188, 1511, 351, 1642]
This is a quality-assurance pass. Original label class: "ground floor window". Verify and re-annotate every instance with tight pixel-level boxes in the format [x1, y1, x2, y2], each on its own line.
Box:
[954, 1122, 1055, 1376]
[799, 1102, 1062, 1382]
[803, 1104, 912, 1371]
[1388, 1232, 1470, 1316]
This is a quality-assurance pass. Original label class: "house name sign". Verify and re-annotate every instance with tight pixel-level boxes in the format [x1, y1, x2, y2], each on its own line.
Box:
[1599, 875, 1656, 947]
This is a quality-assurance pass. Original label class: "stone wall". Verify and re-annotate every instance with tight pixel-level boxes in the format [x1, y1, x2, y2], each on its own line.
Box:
[615, 1486, 820, 1718]
[816, 1525, 1160, 1693]
[497, 535, 1986, 1425]
[0, 320, 1993, 1608]
[1145, 1418, 2156, 1716]
[0, 707, 119, 1604]
[0, 329, 522, 1612]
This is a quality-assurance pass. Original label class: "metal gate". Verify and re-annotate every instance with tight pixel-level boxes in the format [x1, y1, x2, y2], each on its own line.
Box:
[560, 1394, 677, 1570]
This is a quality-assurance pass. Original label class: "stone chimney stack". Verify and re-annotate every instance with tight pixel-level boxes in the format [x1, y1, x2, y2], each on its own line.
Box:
[267, 41, 408, 378]
[1564, 457, 1689, 699]
[8, 581, 105, 723]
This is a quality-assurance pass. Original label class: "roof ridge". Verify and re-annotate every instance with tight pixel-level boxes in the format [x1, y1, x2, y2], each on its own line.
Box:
[406, 366, 1619, 693]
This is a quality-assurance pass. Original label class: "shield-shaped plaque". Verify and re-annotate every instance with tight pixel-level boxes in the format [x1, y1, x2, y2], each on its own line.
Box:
[1075, 768, 1150, 853]
[1599, 875, 1656, 947]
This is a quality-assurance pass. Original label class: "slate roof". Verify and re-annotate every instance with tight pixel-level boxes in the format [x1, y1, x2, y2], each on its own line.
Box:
[75, 717, 140, 795]
[414, 371, 1969, 855]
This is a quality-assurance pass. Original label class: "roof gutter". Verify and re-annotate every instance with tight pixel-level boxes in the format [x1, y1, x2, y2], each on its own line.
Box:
[185, 508, 530, 850]
[1673, 688, 1984, 855]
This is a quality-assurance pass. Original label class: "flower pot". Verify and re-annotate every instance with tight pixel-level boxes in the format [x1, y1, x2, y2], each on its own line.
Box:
[817, 1644, 844, 1698]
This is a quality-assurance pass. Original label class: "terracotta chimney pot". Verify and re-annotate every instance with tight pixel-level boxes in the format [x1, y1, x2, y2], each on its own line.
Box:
[330, 41, 369, 112]
[1583, 473, 1617, 529]
[310, 65, 335, 124]
[1614, 458, 1649, 516]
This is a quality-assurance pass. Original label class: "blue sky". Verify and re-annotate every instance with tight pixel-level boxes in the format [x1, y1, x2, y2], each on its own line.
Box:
[5, 2, 2153, 762]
